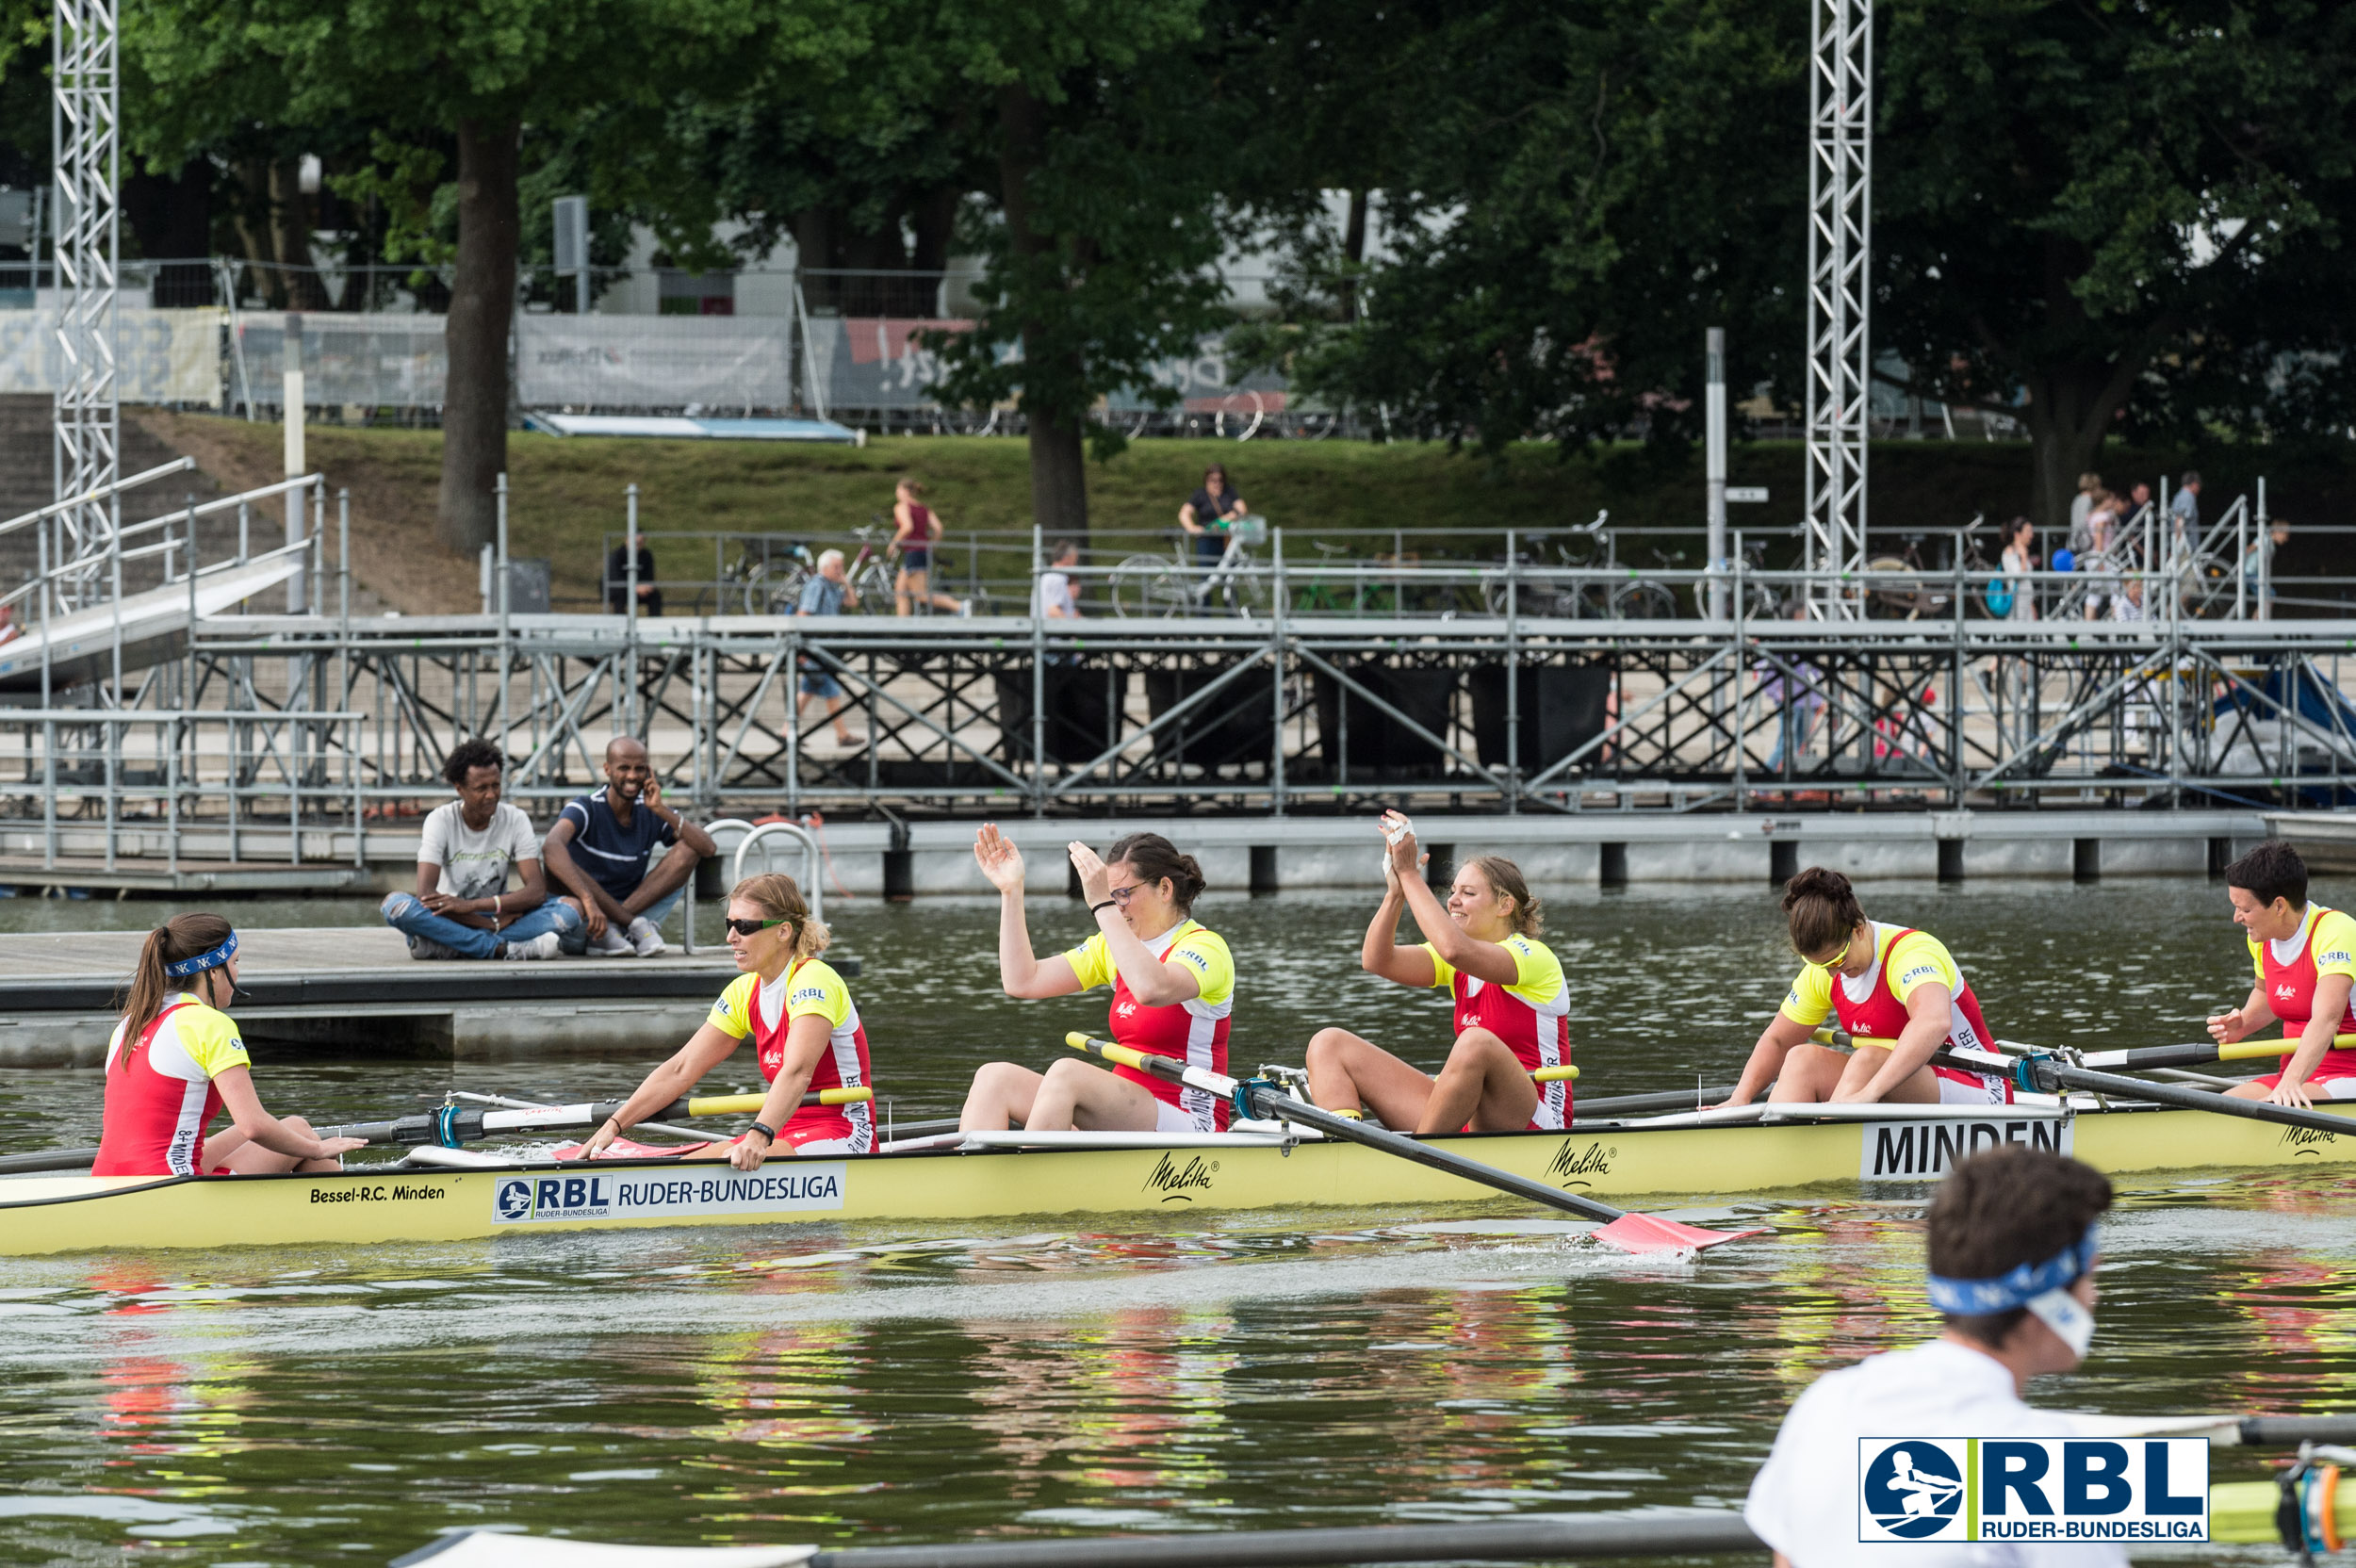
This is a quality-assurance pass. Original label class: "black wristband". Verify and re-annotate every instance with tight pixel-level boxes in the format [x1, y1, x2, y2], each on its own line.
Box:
[1090, 899, 1117, 915]
[746, 1121, 777, 1144]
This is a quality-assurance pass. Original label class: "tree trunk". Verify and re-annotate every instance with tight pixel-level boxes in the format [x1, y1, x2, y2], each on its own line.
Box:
[437, 117, 521, 559]
[997, 82, 1089, 540]
[268, 159, 332, 311]
[1340, 188, 1367, 322]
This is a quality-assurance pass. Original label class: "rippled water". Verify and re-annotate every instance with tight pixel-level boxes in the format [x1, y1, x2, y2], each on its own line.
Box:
[1, 875, 2350, 1565]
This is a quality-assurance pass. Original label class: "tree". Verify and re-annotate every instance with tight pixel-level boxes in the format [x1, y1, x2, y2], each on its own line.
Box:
[919, 0, 1240, 537]
[1874, 0, 2356, 531]
[1247, 0, 1811, 458]
[127, 0, 792, 554]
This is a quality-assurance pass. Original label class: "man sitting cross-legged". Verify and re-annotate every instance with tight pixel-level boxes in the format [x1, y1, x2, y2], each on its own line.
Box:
[543, 736, 718, 957]
[381, 739, 580, 960]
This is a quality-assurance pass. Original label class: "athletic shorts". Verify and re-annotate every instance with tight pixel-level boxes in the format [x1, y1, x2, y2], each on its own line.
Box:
[1154, 1098, 1207, 1135]
[1933, 1066, 2016, 1105]
[899, 547, 932, 573]
[2245, 1072, 2356, 1101]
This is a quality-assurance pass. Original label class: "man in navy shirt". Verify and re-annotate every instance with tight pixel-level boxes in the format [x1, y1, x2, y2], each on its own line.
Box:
[543, 736, 719, 956]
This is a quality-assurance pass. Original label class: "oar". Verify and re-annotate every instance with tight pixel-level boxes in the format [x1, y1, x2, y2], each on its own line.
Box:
[1818, 1026, 2349, 1073]
[3, 1087, 880, 1175]
[1928, 1046, 2356, 1137]
[451, 1089, 705, 1141]
[316, 1086, 873, 1149]
[1063, 1034, 1759, 1253]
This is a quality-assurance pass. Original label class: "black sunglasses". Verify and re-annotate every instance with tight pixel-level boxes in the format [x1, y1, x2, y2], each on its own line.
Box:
[725, 917, 792, 938]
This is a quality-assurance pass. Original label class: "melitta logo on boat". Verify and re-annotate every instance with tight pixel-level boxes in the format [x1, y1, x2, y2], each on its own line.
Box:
[1857, 1438, 2207, 1544]
[1546, 1141, 1614, 1183]
[1143, 1152, 1218, 1201]
[490, 1166, 847, 1224]
[1858, 1119, 2071, 1181]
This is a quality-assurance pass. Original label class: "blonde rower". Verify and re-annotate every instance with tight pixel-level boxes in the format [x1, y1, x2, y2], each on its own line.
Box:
[582, 873, 871, 1168]
[1305, 812, 1571, 1133]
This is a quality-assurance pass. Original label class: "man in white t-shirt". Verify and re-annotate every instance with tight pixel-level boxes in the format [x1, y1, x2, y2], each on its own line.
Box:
[379, 739, 580, 960]
[1033, 538, 1082, 619]
[1745, 1147, 2124, 1568]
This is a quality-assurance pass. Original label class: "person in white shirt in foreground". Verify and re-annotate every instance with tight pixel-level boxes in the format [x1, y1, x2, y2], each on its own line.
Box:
[1745, 1146, 2124, 1567]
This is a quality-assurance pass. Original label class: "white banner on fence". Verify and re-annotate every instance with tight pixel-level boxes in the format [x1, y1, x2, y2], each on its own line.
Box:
[0, 307, 221, 402]
[235, 314, 449, 409]
[516, 315, 794, 410]
[800, 317, 1290, 416]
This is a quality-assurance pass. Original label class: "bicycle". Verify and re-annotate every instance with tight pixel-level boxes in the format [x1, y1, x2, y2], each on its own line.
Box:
[847, 522, 899, 612]
[723, 539, 813, 615]
[1107, 515, 1270, 617]
[1479, 511, 1681, 619]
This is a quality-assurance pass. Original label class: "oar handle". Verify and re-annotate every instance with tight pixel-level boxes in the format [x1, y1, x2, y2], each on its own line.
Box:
[1531, 1065, 1579, 1084]
[674, 1087, 874, 1117]
[1940, 1050, 2356, 1137]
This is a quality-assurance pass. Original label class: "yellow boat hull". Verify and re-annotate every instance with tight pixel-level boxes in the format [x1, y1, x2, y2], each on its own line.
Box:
[3, 1102, 2350, 1256]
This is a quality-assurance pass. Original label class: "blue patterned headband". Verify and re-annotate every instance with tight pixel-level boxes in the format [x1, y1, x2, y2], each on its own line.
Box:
[164, 931, 237, 979]
[1926, 1221, 2099, 1315]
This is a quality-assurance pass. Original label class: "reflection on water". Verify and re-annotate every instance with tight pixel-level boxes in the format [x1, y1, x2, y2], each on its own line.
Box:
[2, 878, 2353, 1562]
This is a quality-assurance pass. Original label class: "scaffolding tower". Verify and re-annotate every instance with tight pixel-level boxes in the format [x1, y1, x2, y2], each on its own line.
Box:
[1803, 0, 1872, 618]
[50, 0, 120, 612]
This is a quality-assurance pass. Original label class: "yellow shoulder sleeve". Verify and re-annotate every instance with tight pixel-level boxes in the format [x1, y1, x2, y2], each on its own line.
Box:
[706, 972, 759, 1039]
[1419, 941, 1456, 990]
[1886, 930, 1960, 1003]
[786, 961, 852, 1028]
[1779, 965, 1833, 1027]
[1169, 925, 1235, 1004]
[177, 1004, 251, 1079]
[2313, 910, 2356, 979]
[1062, 932, 1113, 991]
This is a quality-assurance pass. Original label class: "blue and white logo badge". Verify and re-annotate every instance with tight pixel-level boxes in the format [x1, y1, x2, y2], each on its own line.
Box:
[1858, 1438, 2209, 1544]
[1862, 1441, 1967, 1538]
[494, 1179, 533, 1220]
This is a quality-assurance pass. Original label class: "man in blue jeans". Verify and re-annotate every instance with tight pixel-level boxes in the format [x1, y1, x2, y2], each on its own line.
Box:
[543, 735, 717, 956]
[381, 739, 581, 960]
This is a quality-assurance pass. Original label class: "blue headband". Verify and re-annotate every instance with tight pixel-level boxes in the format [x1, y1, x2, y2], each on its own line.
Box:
[163, 931, 237, 979]
[1926, 1221, 2100, 1315]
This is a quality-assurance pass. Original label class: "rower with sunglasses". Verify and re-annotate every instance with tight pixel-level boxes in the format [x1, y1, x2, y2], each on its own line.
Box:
[1722, 866, 2014, 1107]
[581, 872, 872, 1168]
[959, 825, 1234, 1134]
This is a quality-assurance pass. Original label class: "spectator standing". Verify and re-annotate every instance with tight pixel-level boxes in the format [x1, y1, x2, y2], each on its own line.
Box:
[2244, 517, 2290, 616]
[542, 737, 716, 957]
[1033, 537, 1083, 619]
[1756, 600, 1825, 775]
[380, 740, 578, 961]
[2079, 490, 2121, 621]
[891, 478, 970, 616]
[1996, 515, 2037, 620]
[795, 548, 861, 745]
[1179, 464, 1247, 569]
[2110, 574, 2148, 622]
[606, 532, 661, 617]
[2067, 471, 2101, 556]
[2169, 471, 2201, 563]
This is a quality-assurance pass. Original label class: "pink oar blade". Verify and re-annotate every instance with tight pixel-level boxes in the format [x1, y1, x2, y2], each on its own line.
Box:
[1592, 1212, 1765, 1254]
[553, 1137, 723, 1163]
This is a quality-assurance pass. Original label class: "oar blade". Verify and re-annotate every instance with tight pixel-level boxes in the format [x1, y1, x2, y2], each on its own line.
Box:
[555, 1137, 725, 1163]
[1593, 1212, 1766, 1254]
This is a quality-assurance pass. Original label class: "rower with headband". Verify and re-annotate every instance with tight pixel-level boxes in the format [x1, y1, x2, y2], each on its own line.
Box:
[91, 915, 365, 1179]
[1745, 1147, 2124, 1567]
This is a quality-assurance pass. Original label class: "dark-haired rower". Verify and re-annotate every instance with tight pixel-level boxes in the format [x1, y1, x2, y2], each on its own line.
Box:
[1746, 1146, 2124, 1567]
[1726, 866, 2012, 1106]
[960, 826, 1235, 1133]
[1305, 812, 1570, 1133]
[2209, 840, 2356, 1109]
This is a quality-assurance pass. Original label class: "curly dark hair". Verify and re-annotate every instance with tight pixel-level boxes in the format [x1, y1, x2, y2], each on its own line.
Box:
[441, 738, 506, 789]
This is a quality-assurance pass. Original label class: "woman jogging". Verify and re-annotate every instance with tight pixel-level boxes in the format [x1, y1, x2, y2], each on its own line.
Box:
[891, 478, 968, 616]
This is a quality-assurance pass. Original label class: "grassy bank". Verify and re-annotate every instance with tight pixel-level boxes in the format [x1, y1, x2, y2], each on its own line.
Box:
[140, 412, 2350, 614]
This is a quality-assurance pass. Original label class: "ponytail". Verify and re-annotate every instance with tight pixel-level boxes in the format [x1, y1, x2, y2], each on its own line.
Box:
[1782, 866, 1864, 957]
[118, 913, 236, 1066]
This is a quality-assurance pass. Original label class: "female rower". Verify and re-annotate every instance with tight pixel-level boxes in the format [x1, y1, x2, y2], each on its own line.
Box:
[92, 914, 365, 1177]
[581, 873, 871, 1168]
[1304, 812, 1570, 1133]
[2208, 841, 2356, 1108]
[960, 826, 1234, 1133]
[1726, 867, 2012, 1106]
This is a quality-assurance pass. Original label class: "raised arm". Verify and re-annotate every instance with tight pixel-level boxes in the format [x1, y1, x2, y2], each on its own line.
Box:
[641, 778, 716, 858]
[1384, 813, 1518, 986]
[1070, 842, 1198, 1006]
[1361, 837, 1436, 988]
[975, 825, 1081, 999]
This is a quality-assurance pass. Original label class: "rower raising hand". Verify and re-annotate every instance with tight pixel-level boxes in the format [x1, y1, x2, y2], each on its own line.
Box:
[1380, 809, 1427, 887]
[973, 823, 1026, 893]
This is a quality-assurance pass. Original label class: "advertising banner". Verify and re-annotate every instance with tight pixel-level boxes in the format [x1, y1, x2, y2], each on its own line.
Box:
[517, 314, 794, 411]
[0, 307, 222, 402]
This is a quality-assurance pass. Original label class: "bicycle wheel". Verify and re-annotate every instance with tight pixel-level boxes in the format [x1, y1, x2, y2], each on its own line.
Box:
[1612, 580, 1680, 620]
[1220, 563, 1269, 617]
[1108, 554, 1182, 617]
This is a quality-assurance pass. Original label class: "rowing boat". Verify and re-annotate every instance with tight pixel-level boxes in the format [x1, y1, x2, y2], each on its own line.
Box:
[4, 1091, 2350, 1257]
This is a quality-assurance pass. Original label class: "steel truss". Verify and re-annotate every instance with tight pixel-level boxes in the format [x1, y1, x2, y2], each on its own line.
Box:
[50, 0, 121, 611]
[1804, 0, 1872, 617]
[5, 615, 2346, 851]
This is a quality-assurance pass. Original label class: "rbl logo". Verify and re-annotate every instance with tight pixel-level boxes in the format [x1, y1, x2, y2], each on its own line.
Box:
[1858, 1439, 2208, 1544]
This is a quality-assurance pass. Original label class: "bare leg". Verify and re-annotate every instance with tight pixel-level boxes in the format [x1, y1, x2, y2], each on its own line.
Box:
[1026, 1058, 1166, 1132]
[960, 1062, 1043, 1133]
[1417, 1028, 1540, 1135]
[1830, 1046, 1940, 1104]
[1766, 1043, 1853, 1103]
[210, 1115, 342, 1175]
[894, 568, 914, 617]
[621, 839, 698, 920]
[826, 695, 856, 744]
[1305, 1027, 1435, 1130]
